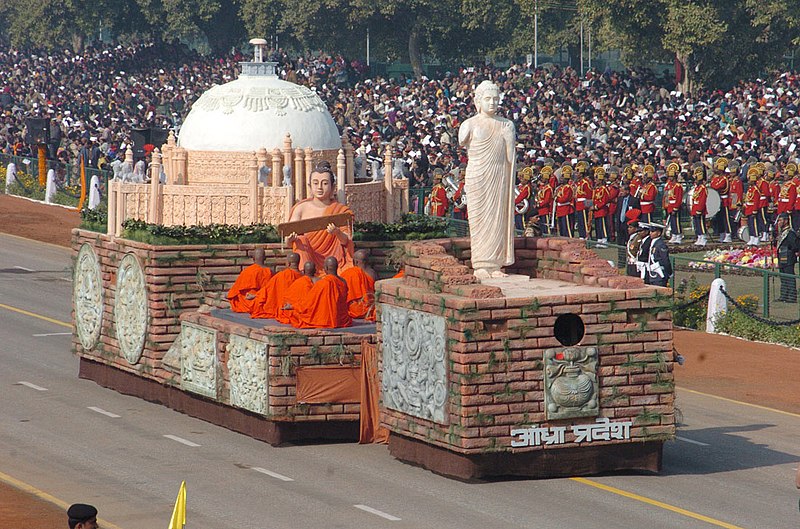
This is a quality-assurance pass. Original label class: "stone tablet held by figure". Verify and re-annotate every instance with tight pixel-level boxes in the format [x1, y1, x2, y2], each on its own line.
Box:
[458, 80, 516, 280]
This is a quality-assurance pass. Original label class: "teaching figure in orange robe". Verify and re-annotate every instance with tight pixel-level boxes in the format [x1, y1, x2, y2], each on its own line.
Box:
[291, 256, 352, 329]
[250, 252, 302, 319]
[340, 250, 377, 321]
[227, 247, 272, 313]
[276, 262, 317, 325]
[285, 161, 354, 275]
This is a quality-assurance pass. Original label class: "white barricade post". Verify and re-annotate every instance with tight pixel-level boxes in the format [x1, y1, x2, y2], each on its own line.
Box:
[706, 278, 727, 333]
[45, 169, 56, 203]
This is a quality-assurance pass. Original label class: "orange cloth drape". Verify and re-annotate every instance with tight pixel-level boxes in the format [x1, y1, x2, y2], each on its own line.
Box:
[359, 341, 389, 444]
[296, 366, 361, 403]
[341, 267, 376, 321]
[289, 201, 355, 274]
[392, 269, 405, 278]
[250, 268, 302, 319]
[76, 157, 87, 211]
[227, 264, 272, 313]
[37, 146, 46, 187]
[292, 274, 352, 329]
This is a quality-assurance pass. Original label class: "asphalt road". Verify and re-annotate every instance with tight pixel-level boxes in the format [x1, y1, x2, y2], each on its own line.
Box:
[0, 233, 797, 529]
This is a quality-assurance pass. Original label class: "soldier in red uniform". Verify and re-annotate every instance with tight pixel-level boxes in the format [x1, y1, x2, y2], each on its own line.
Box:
[515, 166, 534, 231]
[536, 167, 554, 236]
[548, 161, 559, 190]
[727, 160, 743, 240]
[452, 171, 467, 221]
[606, 165, 621, 241]
[777, 163, 797, 228]
[710, 157, 732, 242]
[592, 167, 611, 244]
[639, 164, 658, 224]
[690, 163, 709, 246]
[663, 162, 684, 244]
[574, 161, 592, 239]
[755, 162, 770, 241]
[426, 169, 449, 217]
[792, 163, 800, 231]
[627, 164, 642, 197]
[554, 170, 574, 237]
[767, 163, 781, 237]
[744, 167, 762, 246]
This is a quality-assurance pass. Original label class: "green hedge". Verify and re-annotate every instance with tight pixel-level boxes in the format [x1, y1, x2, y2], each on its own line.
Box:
[714, 309, 800, 348]
[121, 219, 281, 245]
[353, 214, 447, 241]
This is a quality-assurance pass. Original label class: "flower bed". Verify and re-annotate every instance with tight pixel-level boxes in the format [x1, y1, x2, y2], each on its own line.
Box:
[686, 247, 777, 271]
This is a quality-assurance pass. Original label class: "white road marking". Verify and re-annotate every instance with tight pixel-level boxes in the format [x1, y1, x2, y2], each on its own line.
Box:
[252, 467, 294, 482]
[88, 406, 120, 418]
[17, 381, 47, 391]
[677, 436, 709, 446]
[163, 435, 200, 447]
[354, 505, 401, 521]
[32, 332, 72, 337]
[13, 266, 35, 272]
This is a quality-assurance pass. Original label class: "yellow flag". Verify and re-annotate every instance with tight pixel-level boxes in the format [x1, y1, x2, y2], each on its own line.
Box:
[167, 481, 186, 529]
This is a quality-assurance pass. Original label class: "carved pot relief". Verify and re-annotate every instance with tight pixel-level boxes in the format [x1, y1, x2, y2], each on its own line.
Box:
[180, 322, 218, 398]
[74, 244, 103, 351]
[114, 253, 148, 364]
[544, 347, 599, 420]
[381, 305, 448, 425]
[226, 334, 268, 415]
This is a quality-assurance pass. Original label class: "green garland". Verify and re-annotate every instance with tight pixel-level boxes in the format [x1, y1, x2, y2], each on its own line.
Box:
[353, 213, 447, 241]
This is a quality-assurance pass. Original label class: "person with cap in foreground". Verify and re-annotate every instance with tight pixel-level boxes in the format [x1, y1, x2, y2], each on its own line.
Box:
[624, 209, 646, 277]
[635, 221, 653, 280]
[67, 503, 98, 529]
[775, 212, 799, 303]
[645, 223, 672, 287]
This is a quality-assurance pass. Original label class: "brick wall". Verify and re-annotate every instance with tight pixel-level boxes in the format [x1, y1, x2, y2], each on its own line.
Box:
[377, 238, 675, 455]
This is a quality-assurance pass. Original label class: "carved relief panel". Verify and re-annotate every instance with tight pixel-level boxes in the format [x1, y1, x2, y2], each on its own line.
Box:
[226, 334, 268, 415]
[544, 346, 599, 420]
[73, 244, 103, 351]
[114, 253, 148, 364]
[381, 305, 448, 424]
[180, 322, 218, 398]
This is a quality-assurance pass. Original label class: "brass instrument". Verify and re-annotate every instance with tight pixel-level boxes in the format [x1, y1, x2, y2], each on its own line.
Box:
[444, 175, 466, 209]
[514, 186, 530, 215]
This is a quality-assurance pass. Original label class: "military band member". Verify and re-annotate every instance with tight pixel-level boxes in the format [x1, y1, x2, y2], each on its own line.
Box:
[777, 164, 796, 229]
[775, 212, 799, 303]
[789, 162, 800, 230]
[452, 171, 467, 221]
[728, 160, 743, 237]
[767, 163, 781, 238]
[606, 165, 621, 240]
[515, 166, 534, 230]
[645, 223, 672, 287]
[710, 157, 732, 242]
[690, 163, 709, 246]
[639, 165, 658, 224]
[536, 167, 554, 236]
[636, 221, 653, 280]
[663, 163, 683, 244]
[756, 162, 770, 241]
[554, 170, 574, 237]
[627, 164, 642, 197]
[744, 167, 762, 246]
[592, 167, 611, 244]
[574, 161, 593, 239]
[547, 159, 559, 190]
[426, 169, 448, 217]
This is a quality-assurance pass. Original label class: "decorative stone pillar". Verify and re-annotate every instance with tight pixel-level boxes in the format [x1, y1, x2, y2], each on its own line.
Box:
[272, 148, 282, 187]
[384, 147, 394, 223]
[250, 154, 260, 224]
[115, 180, 124, 236]
[294, 148, 305, 202]
[282, 133, 293, 177]
[125, 145, 134, 165]
[149, 149, 162, 224]
[337, 149, 347, 204]
[343, 134, 355, 185]
[304, 147, 314, 182]
[174, 147, 187, 185]
[107, 180, 117, 236]
[162, 132, 175, 183]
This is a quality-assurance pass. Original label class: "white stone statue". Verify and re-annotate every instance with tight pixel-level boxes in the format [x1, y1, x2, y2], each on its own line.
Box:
[45, 168, 56, 203]
[356, 147, 368, 180]
[5, 162, 16, 193]
[110, 159, 123, 180]
[282, 165, 292, 187]
[88, 175, 101, 210]
[458, 80, 516, 279]
[371, 159, 381, 181]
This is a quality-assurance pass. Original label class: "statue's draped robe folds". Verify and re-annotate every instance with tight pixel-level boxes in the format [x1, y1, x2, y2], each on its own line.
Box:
[459, 116, 515, 272]
[289, 201, 355, 274]
[249, 268, 302, 319]
[227, 264, 272, 313]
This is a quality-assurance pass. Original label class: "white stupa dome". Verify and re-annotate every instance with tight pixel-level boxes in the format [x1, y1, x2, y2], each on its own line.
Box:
[178, 47, 341, 152]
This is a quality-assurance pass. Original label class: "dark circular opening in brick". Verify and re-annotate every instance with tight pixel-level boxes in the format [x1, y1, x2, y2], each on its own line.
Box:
[554, 313, 585, 346]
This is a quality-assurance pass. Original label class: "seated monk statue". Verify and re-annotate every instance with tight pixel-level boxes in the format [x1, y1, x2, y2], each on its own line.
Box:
[276, 262, 317, 325]
[250, 252, 302, 319]
[340, 249, 377, 321]
[227, 247, 272, 313]
[291, 256, 352, 329]
[285, 160, 354, 275]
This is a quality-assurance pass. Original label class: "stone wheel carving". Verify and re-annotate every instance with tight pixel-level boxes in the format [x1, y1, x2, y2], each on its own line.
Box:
[73, 244, 103, 350]
[115, 253, 148, 364]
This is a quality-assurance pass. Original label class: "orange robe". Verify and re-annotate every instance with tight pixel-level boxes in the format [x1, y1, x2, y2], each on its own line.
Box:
[249, 268, 302, 319]
[341, 267, 376, 321]
[276, 276, 315, 325]
[227, 264, 272, 313]
[292, 275, 352, 329]
[289, 201, 355, 275]
[392, 269, 405, 278]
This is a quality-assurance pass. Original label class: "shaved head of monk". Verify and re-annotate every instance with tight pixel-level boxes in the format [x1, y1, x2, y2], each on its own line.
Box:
[353, 250, 369, 267]
[254, 247, 265, 266]
[287, 252, 300, 269]
[324, 256, 339, 276]
[303, 261, 316, 277]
